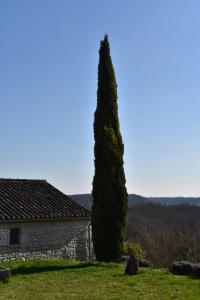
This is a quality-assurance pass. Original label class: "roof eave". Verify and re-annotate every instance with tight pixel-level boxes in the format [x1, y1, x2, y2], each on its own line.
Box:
[0, 216, 91, 223]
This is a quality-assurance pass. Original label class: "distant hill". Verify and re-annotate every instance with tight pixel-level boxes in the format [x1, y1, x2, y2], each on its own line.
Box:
[70, 194, 200, 209]
[70, 194, 92, 209]
[149, 197, 200, 206]
[127, 194, 150, 205]
[70, 194, 149, 209]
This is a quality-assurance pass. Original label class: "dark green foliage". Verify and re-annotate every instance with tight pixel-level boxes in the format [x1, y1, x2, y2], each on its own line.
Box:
[92, 35, 128, 262]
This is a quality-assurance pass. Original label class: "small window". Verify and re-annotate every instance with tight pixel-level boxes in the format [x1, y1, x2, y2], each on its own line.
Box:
[9, 228, 21, 245]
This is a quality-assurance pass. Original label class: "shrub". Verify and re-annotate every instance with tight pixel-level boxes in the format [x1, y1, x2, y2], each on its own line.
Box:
[123, 242, 145, 259]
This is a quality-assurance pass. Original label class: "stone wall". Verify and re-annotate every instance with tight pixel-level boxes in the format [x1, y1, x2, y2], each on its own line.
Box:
[0, 219, 92, 262]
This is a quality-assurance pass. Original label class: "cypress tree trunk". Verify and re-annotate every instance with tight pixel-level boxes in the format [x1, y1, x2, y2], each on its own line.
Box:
[92, 35, 128, 262]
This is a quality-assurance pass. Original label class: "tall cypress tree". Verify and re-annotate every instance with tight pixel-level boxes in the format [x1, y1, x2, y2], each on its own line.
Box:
[92, 35, 128, 262]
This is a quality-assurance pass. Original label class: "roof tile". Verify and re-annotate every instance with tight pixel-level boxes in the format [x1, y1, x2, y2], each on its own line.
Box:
[0, 179, 91, 221]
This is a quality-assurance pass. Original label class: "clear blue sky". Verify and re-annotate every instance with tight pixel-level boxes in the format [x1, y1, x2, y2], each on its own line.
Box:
[1, 0, 200, 197]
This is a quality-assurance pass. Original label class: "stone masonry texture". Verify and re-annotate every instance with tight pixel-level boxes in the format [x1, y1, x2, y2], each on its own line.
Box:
[0, 219, 92, 262]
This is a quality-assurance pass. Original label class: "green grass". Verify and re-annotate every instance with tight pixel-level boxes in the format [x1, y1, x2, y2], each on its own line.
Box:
[0, 259, 200, 299]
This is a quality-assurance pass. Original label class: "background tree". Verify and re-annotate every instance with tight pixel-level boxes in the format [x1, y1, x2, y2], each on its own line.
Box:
[92, 35, 128, 262]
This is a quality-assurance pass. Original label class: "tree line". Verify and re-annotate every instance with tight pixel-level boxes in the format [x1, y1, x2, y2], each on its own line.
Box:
[126, 203, 200, 267]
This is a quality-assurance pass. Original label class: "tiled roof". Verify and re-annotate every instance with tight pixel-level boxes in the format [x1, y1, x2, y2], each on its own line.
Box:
[0, 179, 91, 221]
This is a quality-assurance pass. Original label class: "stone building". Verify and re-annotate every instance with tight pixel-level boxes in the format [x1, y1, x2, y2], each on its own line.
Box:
[0, 179, 92, 262]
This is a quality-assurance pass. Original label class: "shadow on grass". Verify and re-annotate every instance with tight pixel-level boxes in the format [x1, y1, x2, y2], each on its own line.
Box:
[11, 262, 101, 276]
[111, 268, 149, 278]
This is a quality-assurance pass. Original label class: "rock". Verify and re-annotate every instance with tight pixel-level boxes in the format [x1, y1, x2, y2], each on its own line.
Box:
[125, 255, 139, 275]
[191, 263, 200, 278]
[170, 261, 194, 276]
[138, 259, 153, 268]
[0, 267, 10, 283]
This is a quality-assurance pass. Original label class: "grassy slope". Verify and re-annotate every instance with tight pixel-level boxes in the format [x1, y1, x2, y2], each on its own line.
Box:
[0, 259, 200, 300]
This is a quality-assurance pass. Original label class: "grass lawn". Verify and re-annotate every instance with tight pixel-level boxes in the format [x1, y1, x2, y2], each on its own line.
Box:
[0, 259, 200, 299]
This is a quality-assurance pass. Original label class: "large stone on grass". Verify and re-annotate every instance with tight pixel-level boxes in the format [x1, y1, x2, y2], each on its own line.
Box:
[138, 259, 153, 268]
[0, 267, 10, 282]
[191, 264, 200, 278]
[125, 255, 139, 275]
[170, 261, 194, 276]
